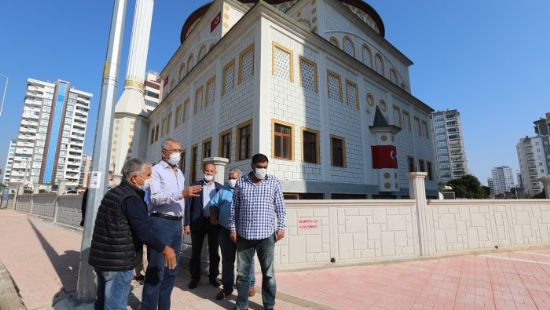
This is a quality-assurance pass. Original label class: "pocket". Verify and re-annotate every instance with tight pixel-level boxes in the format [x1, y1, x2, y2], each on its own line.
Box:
[102, 271, 117, 281]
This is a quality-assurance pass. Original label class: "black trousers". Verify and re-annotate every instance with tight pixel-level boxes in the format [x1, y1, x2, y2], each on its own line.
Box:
[190, 217, 220, 280]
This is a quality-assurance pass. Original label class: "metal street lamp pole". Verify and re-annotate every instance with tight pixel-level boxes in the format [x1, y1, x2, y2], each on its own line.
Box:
[76, 0, 127, 302]
[0, 73, 8, 118]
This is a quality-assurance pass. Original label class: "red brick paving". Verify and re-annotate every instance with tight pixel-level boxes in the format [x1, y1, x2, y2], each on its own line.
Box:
[276, 251, 550, 309]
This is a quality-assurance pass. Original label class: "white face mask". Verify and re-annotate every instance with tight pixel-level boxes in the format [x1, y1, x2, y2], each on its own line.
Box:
[204, 174, 214, 182]
[254, 168, 267, 180]
[228, 179, 237, 188]
[137, 177, 152, 191]
[166, 152, 180, 166]
[143, 178, 153, 190]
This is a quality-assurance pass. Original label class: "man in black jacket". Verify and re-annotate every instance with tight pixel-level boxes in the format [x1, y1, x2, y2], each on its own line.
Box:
[184, 162, 223, 289]
[89, 159, 177, 310]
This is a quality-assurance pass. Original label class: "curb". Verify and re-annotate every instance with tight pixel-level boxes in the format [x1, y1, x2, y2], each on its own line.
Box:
[0, 260, 26, 310]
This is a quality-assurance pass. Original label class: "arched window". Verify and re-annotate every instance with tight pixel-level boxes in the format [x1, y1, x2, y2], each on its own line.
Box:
[374, 53, 384, 76]
[169, 80, 175, 92]
[187, 54, 194, 73]
[198, 45, 207, 60]
[362, 45, 372, 67]
[367, 93, 374, 107]
[379, 99, 387, 112]
[329, 36, 339, 48]
[179, 63, 186, 80]
[342, 36, 355, 57]
[389, 69, 398, 84]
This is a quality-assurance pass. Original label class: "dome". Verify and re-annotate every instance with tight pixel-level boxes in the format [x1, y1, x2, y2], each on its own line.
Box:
[180, 0, 385, 44]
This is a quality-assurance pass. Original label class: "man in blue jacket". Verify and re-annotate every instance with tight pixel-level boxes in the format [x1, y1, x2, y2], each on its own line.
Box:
[184, 162, 223, 289]
[208, 168, 256, 300]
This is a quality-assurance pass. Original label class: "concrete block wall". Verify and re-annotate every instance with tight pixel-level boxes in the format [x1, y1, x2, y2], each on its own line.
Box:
[31, 194, 57, 219]
[428, 200, 550, 255]
[10, 194, 83, 230]
[8, 175, 550, 272]
[56, 196, 83, 228]
[277, 199, 418, 270]
[15, 195, 32, 213]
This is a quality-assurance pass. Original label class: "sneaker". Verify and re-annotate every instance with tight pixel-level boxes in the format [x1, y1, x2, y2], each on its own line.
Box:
[248, 287, 256, 297]
[188, 279, 199, 289]
[215, 289, 233, 300]
[209, 277, 221, 287]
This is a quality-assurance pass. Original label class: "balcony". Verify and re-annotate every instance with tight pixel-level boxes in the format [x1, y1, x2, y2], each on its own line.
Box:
[24, 99, 42, 107]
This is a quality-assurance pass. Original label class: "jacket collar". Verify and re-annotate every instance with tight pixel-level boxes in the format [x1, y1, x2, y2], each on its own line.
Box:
[119, 180, 145, 199]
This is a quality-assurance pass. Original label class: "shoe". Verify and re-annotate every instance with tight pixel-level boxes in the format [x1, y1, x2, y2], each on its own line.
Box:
[248, 287, 256, 297]
[188, 279, 199, 289]
[215, 289, 233, 300]
[133, 274, 145, 281]
[209, 277, 221, 287]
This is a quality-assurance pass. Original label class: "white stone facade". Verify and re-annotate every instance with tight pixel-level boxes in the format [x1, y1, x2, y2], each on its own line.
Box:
[431, 109, 469, 184]
[2, 140, 15, 184]
[144, 0, 438, 198]
[490, 165, 514, 197]
[517, 135, 550, 195]
[8, 79, 91, 188]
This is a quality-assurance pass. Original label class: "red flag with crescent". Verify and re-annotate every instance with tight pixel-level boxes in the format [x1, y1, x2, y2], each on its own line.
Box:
[211, 12, 221, 32]
[371, 145, 398, 169]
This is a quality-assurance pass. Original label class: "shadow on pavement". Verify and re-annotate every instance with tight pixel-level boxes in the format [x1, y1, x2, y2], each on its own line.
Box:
[28, 219, 80, 306]
[27, 218, 144, 307]
[173, 267, 264, 310]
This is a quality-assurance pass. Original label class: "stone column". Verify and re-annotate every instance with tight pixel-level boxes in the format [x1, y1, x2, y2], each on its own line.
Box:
[541, 177, 550, 199]
[408, 172, 434, 257]
[203, 157, 229, 184]
[57, 179, 67, 196]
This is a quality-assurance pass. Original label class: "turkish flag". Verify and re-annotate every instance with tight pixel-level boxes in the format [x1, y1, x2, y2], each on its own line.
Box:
[211, 12, 221, 32]
[372, 145, 398, 169]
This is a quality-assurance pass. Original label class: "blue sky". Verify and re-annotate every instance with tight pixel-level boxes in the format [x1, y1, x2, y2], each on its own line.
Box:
[0, 0, 549, 185]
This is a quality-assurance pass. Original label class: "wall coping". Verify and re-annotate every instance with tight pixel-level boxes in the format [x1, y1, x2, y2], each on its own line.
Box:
[428, 199, 550, 206]
[287, 199, 416, 208]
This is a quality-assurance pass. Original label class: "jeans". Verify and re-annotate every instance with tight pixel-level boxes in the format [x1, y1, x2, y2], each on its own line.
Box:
[235, 234, 276, 309]
[142, 217, 182, 310]
[190, 217, 220, 281]
[94, 269, 133, 310]
[219, 227, 255, 292]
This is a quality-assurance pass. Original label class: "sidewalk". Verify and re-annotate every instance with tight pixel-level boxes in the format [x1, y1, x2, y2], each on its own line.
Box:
[0, 210, 307, 310]
[2, 209, 550, 309]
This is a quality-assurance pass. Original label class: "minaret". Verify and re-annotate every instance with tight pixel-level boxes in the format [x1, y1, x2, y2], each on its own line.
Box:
[110, 0, 154, 174]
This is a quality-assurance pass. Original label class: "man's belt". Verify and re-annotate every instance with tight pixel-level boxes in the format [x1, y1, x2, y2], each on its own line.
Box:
[151, 213, 182, 221]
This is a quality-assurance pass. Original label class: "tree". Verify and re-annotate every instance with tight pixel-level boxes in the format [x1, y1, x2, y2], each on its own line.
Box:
[447, 175, 488, 199]
[534, 190, 546, 199]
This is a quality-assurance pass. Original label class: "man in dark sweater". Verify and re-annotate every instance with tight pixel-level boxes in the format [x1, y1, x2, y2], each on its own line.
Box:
[89, 159, 177, 310]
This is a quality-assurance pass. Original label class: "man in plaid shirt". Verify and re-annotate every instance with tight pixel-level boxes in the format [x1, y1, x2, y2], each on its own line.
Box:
[230, 154, 286, 310]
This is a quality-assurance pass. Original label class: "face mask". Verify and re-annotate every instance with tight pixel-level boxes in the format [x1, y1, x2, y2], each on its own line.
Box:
[228, 179, 237, 188]
[142, 178, 152, 190]
[254, 168, 267, 180]
[166, 152, 180, 166]
[204, 174, 214, 182]
[136, 177, 151, 191]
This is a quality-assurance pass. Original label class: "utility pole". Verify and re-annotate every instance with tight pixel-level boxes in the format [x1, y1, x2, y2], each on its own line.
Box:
[76, 0, 127, 302]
